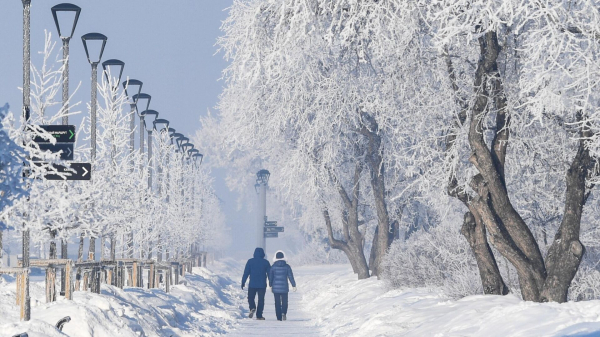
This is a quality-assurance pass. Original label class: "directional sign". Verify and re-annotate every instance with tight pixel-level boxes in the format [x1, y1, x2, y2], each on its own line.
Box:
[38, 143, 74, 160]
[44, 163, 91, 181]
[264, 226, 284, 233]
[33, 125, 76, 143]
[264, 232, 278, 238]
[265, 221, 278, 226]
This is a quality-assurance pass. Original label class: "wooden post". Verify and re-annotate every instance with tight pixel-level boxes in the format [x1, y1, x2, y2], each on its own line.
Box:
[165, 269, 170, 293]
[45, 266, 56, 303]
[132, 262, 138, 287]
[19, 272, 26, 320]
[16, 274, 22, 305]
[148, 263, 154, 289]
[65, 261, 72, 300]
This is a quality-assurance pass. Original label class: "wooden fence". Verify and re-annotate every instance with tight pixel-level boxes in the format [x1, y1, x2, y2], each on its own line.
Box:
[0, 251, 210, 320]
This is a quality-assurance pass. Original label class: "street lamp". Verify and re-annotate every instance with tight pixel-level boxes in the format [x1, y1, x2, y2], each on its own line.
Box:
[141, 110, 159, 189]
[257, 169, 271, 185]
[51, 3, 81, 125]
[170, 132, 184, 147]
[122, 79, 143, 155]
[181, 143, 194, 158]
[176, 136, 189, 150]
[102, 59, 125, 90]
[81, 32, 107, 160]
[132, 93, 151, 155]
[193, 153, 204, 167]
[256, 169, 270, 250]
[153, 118, 170, 132]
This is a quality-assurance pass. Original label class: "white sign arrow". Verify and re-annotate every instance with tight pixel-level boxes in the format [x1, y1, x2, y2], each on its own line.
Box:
[82, 166, 89, 177]
[66, 147, 72, 157]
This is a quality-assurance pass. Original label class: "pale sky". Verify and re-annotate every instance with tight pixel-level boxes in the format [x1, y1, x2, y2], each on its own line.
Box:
[0, 1, 271, 257]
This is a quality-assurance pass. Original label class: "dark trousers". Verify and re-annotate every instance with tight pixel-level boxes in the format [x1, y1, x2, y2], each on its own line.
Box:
[274, 293, 288, 320]
[248, 287, 266, 318]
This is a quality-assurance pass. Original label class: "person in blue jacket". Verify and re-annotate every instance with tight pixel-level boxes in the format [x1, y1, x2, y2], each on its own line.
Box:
[269, 250, 296, 321]
[241, 247, 271, 320]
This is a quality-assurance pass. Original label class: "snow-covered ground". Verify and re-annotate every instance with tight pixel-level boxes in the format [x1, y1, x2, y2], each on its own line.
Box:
[0, 261, 244, 337]
[2, 261, 600, 336]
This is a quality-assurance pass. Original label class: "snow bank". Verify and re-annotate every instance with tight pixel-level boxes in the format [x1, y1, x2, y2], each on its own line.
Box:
[0, 262, 245, 337]
[301, 265, 600, 337]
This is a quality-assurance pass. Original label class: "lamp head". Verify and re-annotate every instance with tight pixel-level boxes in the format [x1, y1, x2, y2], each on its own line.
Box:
[140, 110, 159, 132]
[81, 33, 107, 64]
[132, 93, 151, 116]
[51, 3, 81, 39]
[256, 169, 270, 185]
[122, 79, 143, 103]
[102, 59, 125, 88]
[153, 118, 170, 132]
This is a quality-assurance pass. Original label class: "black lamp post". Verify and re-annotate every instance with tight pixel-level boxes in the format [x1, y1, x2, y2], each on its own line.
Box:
[122, 79, 143, 155]
[81, 32, 107, 160]
[51, 3, 81, 125]
[132, 93, 151, 155]
[141, 110, 159, 189]
[256, 169, 271, 250]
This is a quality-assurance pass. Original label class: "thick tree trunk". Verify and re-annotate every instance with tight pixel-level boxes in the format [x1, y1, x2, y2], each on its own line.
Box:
[360, 112, 391, 277]
[444, 48, 508, 295]
[540, 134, 591, 302]
[462, 209, 508, 295]
[468, 31, 546, 301]
[323, 209, 369, 279]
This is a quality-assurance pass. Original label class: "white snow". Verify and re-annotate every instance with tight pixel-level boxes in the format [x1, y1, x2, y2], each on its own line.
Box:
[2, 261, 600, 336]
[0, 262, 244, 337]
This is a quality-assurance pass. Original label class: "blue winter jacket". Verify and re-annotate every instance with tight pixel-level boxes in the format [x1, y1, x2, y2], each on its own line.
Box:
[269, 260, 296, 294]
[242, 248, 271, 289]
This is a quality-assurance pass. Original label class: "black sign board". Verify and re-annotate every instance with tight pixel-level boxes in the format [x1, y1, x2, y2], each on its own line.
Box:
[38, 143, 74, 160]
[44, 163, 91, 181]
[265, 221, 278, 226]
[264, 226, 284, 233]
[33, 125, 76, 143]
[264, 232, 278, 238]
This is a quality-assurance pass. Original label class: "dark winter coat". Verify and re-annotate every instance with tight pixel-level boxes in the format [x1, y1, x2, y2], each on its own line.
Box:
[242, 248, 271, 289]
[269, 260, 296, 294]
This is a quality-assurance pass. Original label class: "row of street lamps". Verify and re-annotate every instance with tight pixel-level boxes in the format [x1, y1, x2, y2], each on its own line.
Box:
[49, 2, 203, 178]
[18, 1, 204, 321]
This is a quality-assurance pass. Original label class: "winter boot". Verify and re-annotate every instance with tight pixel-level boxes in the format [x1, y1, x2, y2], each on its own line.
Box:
[249, 309, 256, 318]
[282, 314, 286, 321]
[257, 317, 265, 320]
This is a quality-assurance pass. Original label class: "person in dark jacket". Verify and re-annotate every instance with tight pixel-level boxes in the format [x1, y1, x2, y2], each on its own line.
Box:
[268, 250, 296, 321]
[241, 247, 271, 320]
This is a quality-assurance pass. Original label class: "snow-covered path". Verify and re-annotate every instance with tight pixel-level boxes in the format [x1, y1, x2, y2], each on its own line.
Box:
[225, 262, 323, 336]
[228, 286, 321, 336]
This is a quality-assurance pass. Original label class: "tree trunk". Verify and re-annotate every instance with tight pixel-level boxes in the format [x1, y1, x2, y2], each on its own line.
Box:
[360, 112, 391, 277]
[462, 210, 508, 295]
[444, 48, 508, 296]
[323, 209, 369, 279]
[468, 31, 546, 301]
[540, 132, 591, 302]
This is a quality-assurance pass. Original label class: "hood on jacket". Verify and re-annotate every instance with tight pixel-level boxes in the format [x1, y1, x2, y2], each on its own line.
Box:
[253, 247, 265, 259]
[272, 250, 286, 263]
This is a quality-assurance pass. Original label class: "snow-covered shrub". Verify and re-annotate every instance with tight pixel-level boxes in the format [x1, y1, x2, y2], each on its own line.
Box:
[381, 217, 482, 299]
[0, 104, 26, 213]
